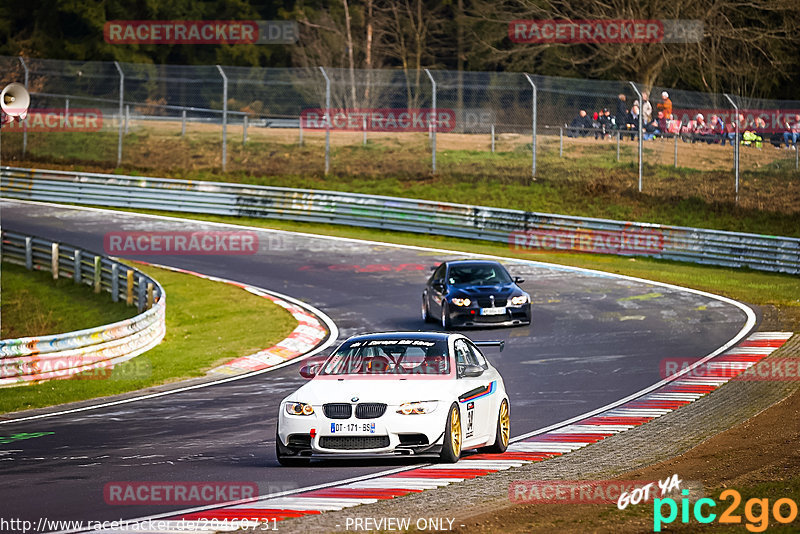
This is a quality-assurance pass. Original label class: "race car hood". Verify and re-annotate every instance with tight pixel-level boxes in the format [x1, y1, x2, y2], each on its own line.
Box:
[287, 377, 452, 406]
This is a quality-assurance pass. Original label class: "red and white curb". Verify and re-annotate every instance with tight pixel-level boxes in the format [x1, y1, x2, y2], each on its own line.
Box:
[77, 331, 793, 533]
[131, 261, 329, 376]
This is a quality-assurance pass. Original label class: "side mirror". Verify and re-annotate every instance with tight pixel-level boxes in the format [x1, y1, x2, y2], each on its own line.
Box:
[432, 279, 445, 291]
[461, 364, 484, 378]
[299, 363, 321, 379]
[514, 276, 525, 284]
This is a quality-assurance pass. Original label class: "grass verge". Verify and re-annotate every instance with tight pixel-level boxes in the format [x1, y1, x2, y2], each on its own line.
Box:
[0, 262, 297, 414]
[1, 262, 135, 339]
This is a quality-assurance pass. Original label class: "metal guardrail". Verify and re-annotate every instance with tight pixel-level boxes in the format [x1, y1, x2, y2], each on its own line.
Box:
[0, 230, 166, 386]
[1, 166, 798, 275]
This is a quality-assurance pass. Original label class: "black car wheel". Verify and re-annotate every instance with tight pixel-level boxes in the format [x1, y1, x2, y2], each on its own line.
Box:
[422, 294, 434, 323]
[441, 301, 451, 330]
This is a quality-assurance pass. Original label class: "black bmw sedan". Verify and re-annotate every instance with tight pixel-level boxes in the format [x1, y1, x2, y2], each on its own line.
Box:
[422, 260, 532, 329]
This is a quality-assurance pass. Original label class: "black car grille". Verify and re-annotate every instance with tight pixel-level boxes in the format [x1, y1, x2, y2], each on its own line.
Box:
[323, 403, 352, 419]
[319, 436, 390, 450]
[477, 297, 508, 308]
[355, 403, 386, 419]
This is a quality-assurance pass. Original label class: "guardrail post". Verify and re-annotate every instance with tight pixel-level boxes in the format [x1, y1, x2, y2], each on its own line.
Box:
[74, 249, 82, 284]
[113, 61, 124, 166]
[243, 115, 248, 145]
[319, 67, 331, 175]
[629, 82, 643, 192]
[25, 237, 32, 270]
[724, 93, 740, 203]
[523, 73, 537, 179]
[137, 275, 146, 312]
[111, 264, 119, 302]
[18, 57, 28, 156]
[491, 124, 495, 153]
[93, 255, 102, 293]
[51, 242, 59, 280]
[424, 68, 437, 174]
[216, 65, 228, 172]
[146, 282, 154, 310]
[126, 269, 134, 305]
[181, 109, 187, 137]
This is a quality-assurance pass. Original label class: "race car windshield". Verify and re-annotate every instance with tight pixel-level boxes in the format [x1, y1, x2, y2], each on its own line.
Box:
[320, 339, 451, 376]
[448, 264, 512, 286]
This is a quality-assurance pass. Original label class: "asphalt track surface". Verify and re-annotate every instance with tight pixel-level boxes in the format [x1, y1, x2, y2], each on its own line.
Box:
[0, 201, 752, 527]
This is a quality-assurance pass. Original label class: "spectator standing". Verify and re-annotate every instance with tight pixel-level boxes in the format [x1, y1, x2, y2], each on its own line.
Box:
[616, 94, 628, 134]
[783, 114, 800, 148]
[657, 91, 672, 119]
[640, 92, 653, 123]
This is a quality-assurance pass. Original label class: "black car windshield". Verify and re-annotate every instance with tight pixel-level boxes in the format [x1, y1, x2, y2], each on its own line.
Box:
[320, 339, 451, 376]
[448, 264, 512, 286]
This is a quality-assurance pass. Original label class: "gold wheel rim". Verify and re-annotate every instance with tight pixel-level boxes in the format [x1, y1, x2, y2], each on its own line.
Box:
[450, 406, 462, 456]
[499, 401, 510, 447]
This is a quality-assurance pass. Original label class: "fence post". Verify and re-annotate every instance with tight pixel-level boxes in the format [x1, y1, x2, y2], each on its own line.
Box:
[18, 57, 28, 157]
[181, 109, 187, 137]
[124, 105, 130, 134]
[674, 134, 678, 167]
[51, 242, 59, 280]
[796, 145, 799, 170]
[629, 82, 643, 192]
[216, 65, 228, 172]
[25, 237, 32, 270]
[93, 255, 102, 293]
[299, 115, 304, 146]
[137, 275, 146, 312]
[363, 115, 367, 146]
[319, 66, 331, 175]
[126, 269, 134, 305]
[111, 264, 119, 302]
[424, 68, 437, 173]
[616, 131, 620, 162]
[65, 98, 69, 122]
[523, 74, 537, 179]
[724, 94, 740, 203]
[74, 249, 82, 284]
[559, 127, 563, 157]
[243, 115, 248, 145]
[113, 61, 124, 166]
[491, 124, 495, 153]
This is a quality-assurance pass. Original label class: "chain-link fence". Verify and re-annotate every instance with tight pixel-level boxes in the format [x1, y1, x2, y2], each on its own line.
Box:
[1, 55, 798, 203]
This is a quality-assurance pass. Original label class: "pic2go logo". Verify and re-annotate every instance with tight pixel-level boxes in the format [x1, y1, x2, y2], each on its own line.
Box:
[653, 489, 799, 532]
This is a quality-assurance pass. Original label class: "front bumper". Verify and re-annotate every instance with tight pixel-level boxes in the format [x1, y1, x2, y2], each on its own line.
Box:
[277, 407, 447, 458]
[447, 303, 531, 327]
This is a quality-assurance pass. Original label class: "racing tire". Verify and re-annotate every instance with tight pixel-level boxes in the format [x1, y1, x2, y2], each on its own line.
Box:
[441, 302, 451, 330]
[439, 403, 462, 463]
[422, 294, 435, 323]
[276, 430, 311, 467]
[480, 399, 510, 454]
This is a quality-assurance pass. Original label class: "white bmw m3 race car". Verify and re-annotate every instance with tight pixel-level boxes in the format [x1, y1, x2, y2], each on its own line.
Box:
[276, 332, 510, 465]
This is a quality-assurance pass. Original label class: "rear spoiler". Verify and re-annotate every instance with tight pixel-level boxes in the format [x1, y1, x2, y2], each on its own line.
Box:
[474, 340, 505, 352]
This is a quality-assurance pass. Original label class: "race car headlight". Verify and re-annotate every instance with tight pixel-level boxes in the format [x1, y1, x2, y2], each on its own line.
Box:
[510, 295, 529, 306]
[451, 298, 471, 307]
[285, 402, 315, 416]
[397, 401, 438, 415]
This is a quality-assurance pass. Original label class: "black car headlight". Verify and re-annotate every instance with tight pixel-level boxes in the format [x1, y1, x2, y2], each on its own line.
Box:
[510, 295, 529, 306]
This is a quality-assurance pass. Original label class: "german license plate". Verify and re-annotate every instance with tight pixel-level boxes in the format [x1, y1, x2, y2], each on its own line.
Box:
[480, 307, 506, 316]
[329, 421, 376, 434]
